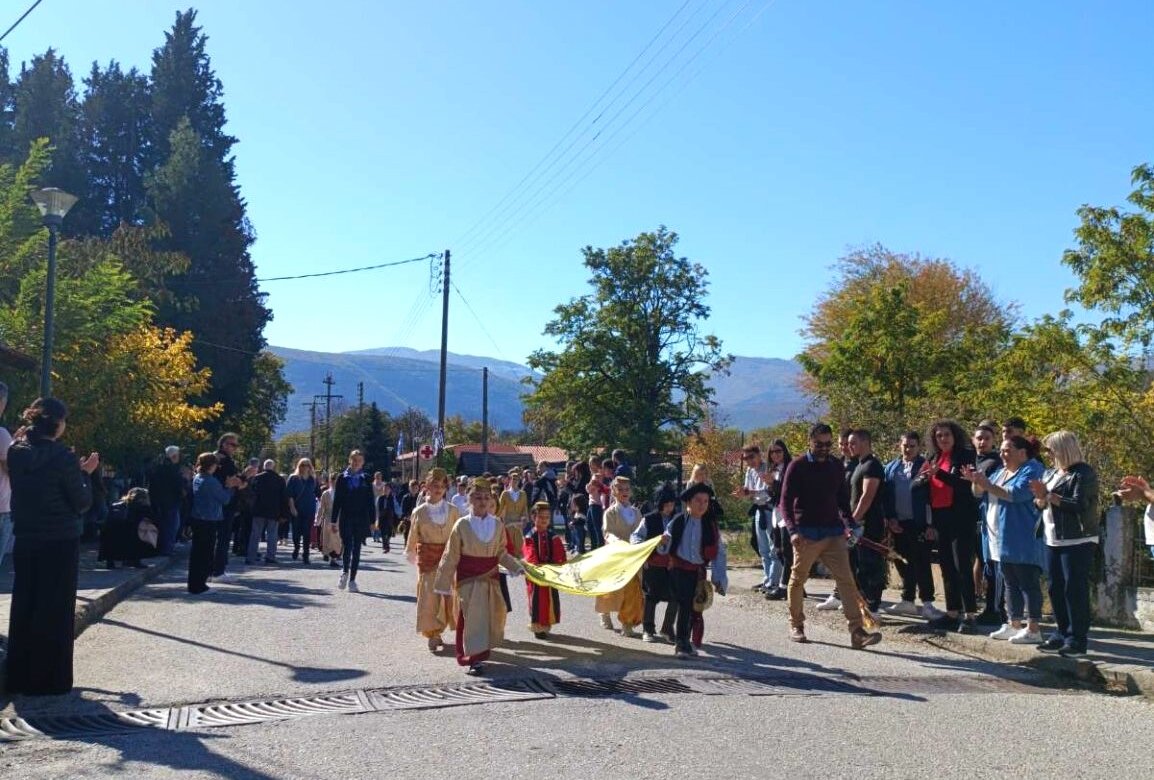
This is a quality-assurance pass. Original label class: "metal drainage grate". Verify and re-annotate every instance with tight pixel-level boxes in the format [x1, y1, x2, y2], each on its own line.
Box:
[368, 680, 553, 711]
[0, 709, 169, 740]
[547, 677, 694, 697]
[178, 692, 371, 729]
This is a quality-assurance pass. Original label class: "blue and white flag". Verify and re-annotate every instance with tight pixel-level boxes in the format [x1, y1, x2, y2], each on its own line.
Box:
[432, 428, 445, 455]
[396, 432, 404, 456]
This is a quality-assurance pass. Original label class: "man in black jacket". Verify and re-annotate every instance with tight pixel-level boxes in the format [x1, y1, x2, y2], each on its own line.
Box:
[247, 459, 287, 565]
[150, 445, 185, 556]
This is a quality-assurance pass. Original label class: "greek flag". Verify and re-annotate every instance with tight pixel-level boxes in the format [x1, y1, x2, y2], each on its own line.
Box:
[433, 427, 445, 455]
[396, 432, 404, 456]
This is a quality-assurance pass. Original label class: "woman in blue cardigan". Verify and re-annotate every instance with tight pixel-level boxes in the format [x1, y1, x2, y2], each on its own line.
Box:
[966, 435, 1045, 644]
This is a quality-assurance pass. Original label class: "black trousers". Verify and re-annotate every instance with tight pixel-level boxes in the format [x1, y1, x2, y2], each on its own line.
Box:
[212, 511, 234, 577]
[6, 536, 80, 695]
[340, 524, 366, 579]
[773, 527, 793, 588]
[932, 506, 977, 613]
[893, 527, 935, 603]
[668, 568, 699, 649]
[188, 519, 220, 593]
[290, 514, 312, 560]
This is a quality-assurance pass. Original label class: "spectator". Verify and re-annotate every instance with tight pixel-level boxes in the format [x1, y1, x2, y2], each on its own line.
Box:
[449, 475, 470, 516]
[287, 458, 318, 564]
[612, 448, 634, 480]
[882, 431, 939, 619]
[376, 480, 399, 552]
[969, 435, 1045, 644]
[848, 429, 887, 612]
[0, 381, 12, 572]
[1031, 431, 1099, 658]
[5, 397, 100, 695]
[150, 445, 185, 555]
[99, 487, 154, 569]
[914, 419, 980, 633]
[972, 422, 1005, 626]
[316, 474, 341, 567]
[211, 433, 253, 581]
[247, 459, 288, 565]
[530, 462, 558, 512]
[568, 492, 590, 555]
[765, 439, 793, 597]
[188, 452, 239, 594]
[734, 444, 778, 597]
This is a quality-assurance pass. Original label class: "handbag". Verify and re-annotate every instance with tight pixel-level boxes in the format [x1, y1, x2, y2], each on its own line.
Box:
[138, 520, 159, 549]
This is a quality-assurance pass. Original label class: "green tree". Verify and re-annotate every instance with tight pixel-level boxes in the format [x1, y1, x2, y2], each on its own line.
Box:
[525, 226, 731, 494]
[362, 402, 394, 474]
[225, 351, 292, 457]
[798, 245, 1014, 442]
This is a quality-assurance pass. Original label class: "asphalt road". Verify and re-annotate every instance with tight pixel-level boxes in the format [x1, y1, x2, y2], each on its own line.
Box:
[1, 541, 1150, 779]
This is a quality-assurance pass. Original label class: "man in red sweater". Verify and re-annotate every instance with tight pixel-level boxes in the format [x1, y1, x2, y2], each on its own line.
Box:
[779, 423, 882, 650]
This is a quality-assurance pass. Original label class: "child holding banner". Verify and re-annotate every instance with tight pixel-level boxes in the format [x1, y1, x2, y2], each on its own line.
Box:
[596, 477, 645, 637]
[524, 500, 567, 638]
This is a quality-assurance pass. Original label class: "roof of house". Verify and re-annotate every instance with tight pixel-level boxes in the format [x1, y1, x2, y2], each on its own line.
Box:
[515, 445, 569, 464]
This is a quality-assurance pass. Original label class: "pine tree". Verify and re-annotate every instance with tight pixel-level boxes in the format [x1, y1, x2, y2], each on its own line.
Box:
[363, 403, 394, 474]
[144, 10, 274, 432]
[80, 61, 151, 235]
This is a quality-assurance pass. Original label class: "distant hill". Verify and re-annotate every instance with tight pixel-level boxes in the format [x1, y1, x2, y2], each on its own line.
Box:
[270, 347, 811, 436]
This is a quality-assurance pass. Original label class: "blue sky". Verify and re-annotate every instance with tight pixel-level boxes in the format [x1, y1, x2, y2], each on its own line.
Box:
[5, 1, 1152, 365]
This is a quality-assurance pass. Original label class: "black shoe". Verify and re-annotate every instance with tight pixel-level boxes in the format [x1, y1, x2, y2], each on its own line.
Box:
[926, 614, 957, 630]
[291, 551, 299, 560]
[534, 632, 548, 640]
[1058, 642, 1088, 658]
[765, 588, 787, 601]
[302, 557, 311, 565]
[956, 617, 976, 634]
[974, 609, 1002, 626]
[1037, 635, 1066, 653]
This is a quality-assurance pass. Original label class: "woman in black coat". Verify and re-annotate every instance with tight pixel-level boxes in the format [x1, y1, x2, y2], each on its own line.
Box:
[99, 488, 155, 569]
[6, 398, 100, 695]
[331, 449, 375, 591]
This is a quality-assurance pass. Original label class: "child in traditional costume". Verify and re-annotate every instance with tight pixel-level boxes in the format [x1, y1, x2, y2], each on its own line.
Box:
[405, 468, 461, 652]
[433, 478, 524, 674]
[524, 500, 566, 639]
[595, 476, 645, 637]
[631, 485, 679, 643]
[658, 482, 722, 658]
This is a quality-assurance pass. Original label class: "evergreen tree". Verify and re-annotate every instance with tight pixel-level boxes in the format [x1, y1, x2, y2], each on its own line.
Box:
[80, 61, 151, 235]
[9, 49, 91, 234]
[0, 49, 15, 160]
[144, 10, 274, 432]
[362, 403, 394, 474]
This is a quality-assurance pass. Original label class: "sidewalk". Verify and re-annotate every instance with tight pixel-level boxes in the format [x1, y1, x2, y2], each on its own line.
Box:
[0, 541, 179, 693]
[731, 567, 1154, 698]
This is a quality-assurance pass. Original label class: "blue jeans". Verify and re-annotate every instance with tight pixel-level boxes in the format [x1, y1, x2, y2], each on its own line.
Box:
[570, 524, 587, 554]
[1047, 543, 1094, 645]
[1000, 561, 1042, 621]
[0, 511, 12, 571]
[754, 508, 782, 587]
[157, 506, 181, 555]
[247, 516, 279, 563]
[588, 505, 605, 549]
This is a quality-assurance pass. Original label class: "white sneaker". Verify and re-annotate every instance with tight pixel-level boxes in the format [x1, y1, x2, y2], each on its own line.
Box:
[885, 600, 919, 616]
[347, 580, 359, 593]
[338, 572, 348, 590]
[920, 603, 945, 620]
[989, 623, 1018, 640]
[816, 595, 842, 611]
[1008, 628, 1043, 645]
[642, 632, 658, 643]
[600, 614, 615, 630]
[214, 571, 234, 581]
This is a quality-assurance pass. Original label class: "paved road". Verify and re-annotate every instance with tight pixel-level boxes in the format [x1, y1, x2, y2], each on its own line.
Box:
[1, 542, 1150, 778]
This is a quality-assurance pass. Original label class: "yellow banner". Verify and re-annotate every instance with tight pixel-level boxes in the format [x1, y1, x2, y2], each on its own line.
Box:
[521, 536, 662, 596]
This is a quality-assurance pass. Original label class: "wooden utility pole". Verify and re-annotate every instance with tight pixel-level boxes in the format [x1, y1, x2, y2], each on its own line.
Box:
[481, 366, 489, 475]
[436, 250, 450, 441]
[320, 373, 343, 477]
[302, 399, 320, 457]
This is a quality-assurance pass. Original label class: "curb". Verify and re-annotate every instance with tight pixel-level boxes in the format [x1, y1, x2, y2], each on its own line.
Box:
[896, 623, 1154, 698]
[1, 553, 177, 697]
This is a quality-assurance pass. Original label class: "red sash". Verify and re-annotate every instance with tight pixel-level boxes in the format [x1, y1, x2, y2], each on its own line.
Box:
[457, 554, 499, 584]
[416, 542, 446, 573]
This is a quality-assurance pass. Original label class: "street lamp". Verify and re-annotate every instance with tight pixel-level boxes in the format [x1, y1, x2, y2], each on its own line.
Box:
[29, 187, 78, 398]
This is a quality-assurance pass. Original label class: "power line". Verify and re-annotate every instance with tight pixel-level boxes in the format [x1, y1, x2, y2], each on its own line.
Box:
[449, 0, 699, 253]
[256, 252, 438, 282]
[0, 0, 45, 44]
[454, 0, 749, 268]
[450, 279, 506, 361]
[461, 0, 771, 268]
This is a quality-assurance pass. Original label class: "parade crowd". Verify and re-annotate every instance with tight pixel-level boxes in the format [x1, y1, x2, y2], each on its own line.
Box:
[5, 386, 1154, 693]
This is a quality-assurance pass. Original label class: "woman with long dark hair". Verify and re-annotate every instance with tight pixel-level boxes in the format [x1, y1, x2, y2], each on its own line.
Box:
[5, 398, 100, 695]
[913, 419, 979, 632]
[766, 438, 793, 598]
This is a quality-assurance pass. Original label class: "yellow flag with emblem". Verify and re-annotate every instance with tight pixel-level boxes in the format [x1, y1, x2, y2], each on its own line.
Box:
[520, 536, 663, 596]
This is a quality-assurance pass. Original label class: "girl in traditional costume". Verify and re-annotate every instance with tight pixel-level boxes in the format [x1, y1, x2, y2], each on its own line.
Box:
[405, 468, 460, 652]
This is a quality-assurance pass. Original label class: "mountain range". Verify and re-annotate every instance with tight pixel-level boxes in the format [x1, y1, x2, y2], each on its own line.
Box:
[270, 346, 810, 436]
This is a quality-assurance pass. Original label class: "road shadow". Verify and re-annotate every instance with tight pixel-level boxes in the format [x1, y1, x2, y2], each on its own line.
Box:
[355, 592, 417, 603]
[135, 575, 335, 611]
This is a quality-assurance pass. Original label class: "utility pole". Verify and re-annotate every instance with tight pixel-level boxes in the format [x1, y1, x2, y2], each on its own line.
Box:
[357, 381, 364, 414]
[302, 399, 320, 457]
[436, 249, 450, 440]
[320, 373, 343, 477]
[481, 366, 489, 475]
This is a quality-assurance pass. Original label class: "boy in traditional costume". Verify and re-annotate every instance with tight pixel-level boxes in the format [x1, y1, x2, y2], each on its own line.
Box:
[595, 476, 645, 637]
[434, 478, 524, 674]
[524, 500, 567, 639]
[658, 482, 722, 658]
[405, 468, 461, 652]
[631, 485, 679, 643]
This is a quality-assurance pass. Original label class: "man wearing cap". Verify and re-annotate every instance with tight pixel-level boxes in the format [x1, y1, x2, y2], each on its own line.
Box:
[524, 500, 566, 638]
[151, 444, 186, 556]
[779, 423, 883, 649]
[657, 482, 721, 658]
[434, 478, 524, 674]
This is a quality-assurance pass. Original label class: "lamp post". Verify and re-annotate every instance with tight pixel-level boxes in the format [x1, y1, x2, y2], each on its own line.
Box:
[29, 187, 78, 398]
